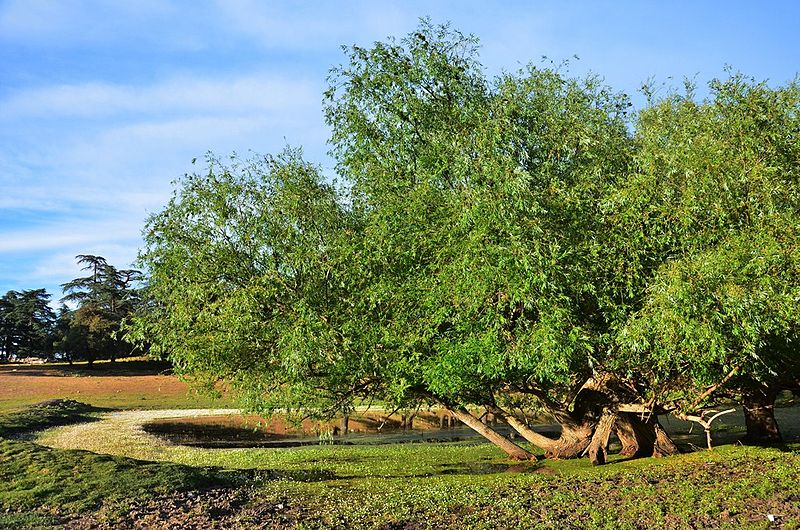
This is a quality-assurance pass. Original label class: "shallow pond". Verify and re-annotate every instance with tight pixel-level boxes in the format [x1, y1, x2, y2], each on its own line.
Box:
[141, 411, 561, 448]
[141, 405, 800, 450]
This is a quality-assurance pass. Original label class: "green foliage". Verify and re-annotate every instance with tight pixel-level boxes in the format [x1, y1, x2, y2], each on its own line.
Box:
[614, 73, 800, 405]
[0, 289, 56, 361]
[135, 21, 800, 429]
[60, 255, 143, 364]
[322, 21, 636, 411]
[129, 149, 362, 416]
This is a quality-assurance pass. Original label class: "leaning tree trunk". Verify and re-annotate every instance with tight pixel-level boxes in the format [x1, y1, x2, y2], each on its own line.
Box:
[543, 418, 596, 459]
[487, 404, 558, 454]
[544, 378, 611, 460]
[613, 413, 644, 457]
[653, 420, 680, 456]
[446, 405, 535, 460]
[742, 389, 782, 445]
[613, 412, 679, 458]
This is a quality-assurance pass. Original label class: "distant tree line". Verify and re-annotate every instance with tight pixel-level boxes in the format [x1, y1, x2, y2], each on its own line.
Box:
[0, 255, 142, 366]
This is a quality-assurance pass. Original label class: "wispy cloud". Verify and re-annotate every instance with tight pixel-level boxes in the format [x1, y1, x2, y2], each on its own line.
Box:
[0, 218, 141, 253]
[0, 75, 318, 119]
[0, 73, 327, 216]
[213, 0, 415, 50]
[0, 0, 196, 49]
[2, 0, 798, 302]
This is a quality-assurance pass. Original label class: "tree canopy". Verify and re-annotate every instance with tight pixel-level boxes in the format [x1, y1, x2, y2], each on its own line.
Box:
[0, 289, 55, 362]
[131, 22, 800, 462]
[59, 254, 143, 365]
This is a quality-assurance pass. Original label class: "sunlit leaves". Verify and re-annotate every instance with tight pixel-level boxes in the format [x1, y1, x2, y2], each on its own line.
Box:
[614, 74, 800, 403]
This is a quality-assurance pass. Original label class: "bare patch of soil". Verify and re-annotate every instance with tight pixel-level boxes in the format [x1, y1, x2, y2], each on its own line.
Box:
[61, 487, 322, 530]
[0, 361, 232, 410]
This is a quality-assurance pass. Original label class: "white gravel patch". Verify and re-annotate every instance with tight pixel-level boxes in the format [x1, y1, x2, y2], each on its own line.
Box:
[38, 408, 241, 461]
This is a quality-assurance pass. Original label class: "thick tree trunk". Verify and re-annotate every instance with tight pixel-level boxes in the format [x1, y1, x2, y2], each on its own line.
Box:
[612, 413, 679, 458]
[742, 389, 782, 445]
[486, 404, 558, 453]
[446, 406, 534, 460]
[544, 377, 609, 460]
[587, 410, 617, 465]
[613, 413, 645, 457]
[652, 420, 679, 456]
[544, 420, 595, 459]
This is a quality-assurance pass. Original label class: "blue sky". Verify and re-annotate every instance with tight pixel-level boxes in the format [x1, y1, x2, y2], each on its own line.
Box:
[1, 1, 799, 303]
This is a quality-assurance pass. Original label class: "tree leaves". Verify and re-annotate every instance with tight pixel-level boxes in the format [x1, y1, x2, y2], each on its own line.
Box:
[133, 22, 800, 421]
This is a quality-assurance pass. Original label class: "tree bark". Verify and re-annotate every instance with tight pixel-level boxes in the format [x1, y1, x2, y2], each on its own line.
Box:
[543, 377, 608, 460]
[613, 413, 645, 457]
[486, 404, 558, 453]
[544, 420, 595, 459]
[652, 420, 679, 456]
[742, 389, 782, 445]
[587, 410, 617, 465]
[446, 406, 535, 460]
[612, 413, 679, 458]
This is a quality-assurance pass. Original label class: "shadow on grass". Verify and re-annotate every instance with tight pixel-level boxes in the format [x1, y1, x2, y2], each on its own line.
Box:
[0, 399, 108, 439]
[0, 360, 174, 378]
[430, 460, 543, 476]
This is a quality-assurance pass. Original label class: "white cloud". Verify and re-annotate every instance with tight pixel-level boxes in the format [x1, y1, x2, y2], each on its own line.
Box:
[0, 0, 192, 48]
[0, 75, 318, 119]
[0, 71, 329, 227]
[213, 0, 416, 51]
[0, 0, 78, 40]
[0, 218, 141, 253]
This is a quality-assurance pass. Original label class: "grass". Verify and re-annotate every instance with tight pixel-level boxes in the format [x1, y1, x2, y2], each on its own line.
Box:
[34, 407, 800, 529]
[2, 395, 799, 528]
[0, 401, 251, 529]
[257, 447, 800, 529]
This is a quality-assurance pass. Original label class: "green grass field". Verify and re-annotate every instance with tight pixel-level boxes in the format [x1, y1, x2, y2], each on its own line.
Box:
[2, 398, 799, 529]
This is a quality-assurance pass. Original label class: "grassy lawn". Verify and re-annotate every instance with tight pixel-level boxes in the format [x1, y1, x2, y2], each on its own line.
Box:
[2, 400, 799, 528]
[0, 401, 251, 529]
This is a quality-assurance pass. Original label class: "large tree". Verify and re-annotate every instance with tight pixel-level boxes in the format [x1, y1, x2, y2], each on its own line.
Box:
[133, 23, 799, 463]
[135, 23, 656, 461]
[0, 289, 56, 361]
[61, 255, 143, 366]
[614, 74, 800, 443]
[322, 22, 674, 460]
